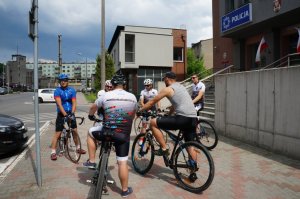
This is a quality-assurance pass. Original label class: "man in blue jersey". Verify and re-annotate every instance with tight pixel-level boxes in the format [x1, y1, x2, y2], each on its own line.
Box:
[50, 73, 86, 161]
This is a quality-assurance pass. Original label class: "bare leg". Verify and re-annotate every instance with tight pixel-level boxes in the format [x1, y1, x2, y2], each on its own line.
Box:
[150, 118, 166, 149]
[86, 134, 97, 162]
[51, 131, 62, 152]
[117, 160, 129, 191]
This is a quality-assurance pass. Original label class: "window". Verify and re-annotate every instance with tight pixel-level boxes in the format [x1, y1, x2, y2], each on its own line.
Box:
[173, 47, 183, 62]
[225, 0, 235, 13]
[125, 34, 135, 63]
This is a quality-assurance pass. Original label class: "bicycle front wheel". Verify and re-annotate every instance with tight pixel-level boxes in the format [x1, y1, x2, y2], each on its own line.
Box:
[94, 152, 109, 199]
[133, 116, 143, 135]
[131, 133, 155, 175]
[66, 130, 81, 163]
[196, 120, 218, 150]
[173, 141, 214, 193]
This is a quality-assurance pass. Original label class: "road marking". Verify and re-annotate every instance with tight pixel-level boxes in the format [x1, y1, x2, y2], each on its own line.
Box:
[24, 102, 33, 105]
[0, 121, 51, 183]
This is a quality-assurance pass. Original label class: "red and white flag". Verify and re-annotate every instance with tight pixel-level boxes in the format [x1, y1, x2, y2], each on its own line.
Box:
[255, 37, 268, 63]
[297, 28, 300, 53]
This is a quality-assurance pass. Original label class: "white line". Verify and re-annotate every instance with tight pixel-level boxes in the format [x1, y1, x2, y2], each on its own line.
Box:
[0, 121, 51, 184]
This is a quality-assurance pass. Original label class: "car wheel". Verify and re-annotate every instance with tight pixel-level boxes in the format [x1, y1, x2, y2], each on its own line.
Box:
[38, 97, 43, 103]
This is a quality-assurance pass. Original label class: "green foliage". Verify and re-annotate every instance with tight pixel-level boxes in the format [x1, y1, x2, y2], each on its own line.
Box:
[84, 92, 97, 103]
[187, 48, 211, 79]
[94, 51, 115, 91]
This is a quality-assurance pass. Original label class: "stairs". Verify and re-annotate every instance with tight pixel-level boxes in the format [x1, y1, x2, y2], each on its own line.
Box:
[199, 86, 215, 123]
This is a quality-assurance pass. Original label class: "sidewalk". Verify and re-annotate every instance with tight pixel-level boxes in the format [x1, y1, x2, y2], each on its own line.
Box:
[0, 93, 300, 198]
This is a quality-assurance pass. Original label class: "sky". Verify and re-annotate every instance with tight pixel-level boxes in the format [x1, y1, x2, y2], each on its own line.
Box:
[0, 0, 212, 64]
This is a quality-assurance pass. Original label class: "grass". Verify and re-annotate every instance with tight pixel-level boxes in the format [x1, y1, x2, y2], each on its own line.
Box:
[84, 92, 97, 103]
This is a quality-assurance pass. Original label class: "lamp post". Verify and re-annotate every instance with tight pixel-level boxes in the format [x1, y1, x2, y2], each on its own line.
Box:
[77, 53, 88, 91]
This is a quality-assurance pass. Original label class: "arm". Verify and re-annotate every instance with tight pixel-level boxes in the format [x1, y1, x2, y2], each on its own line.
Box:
[71, 98, 76, 113]
[55, 97, 68, 117]
[192, 90, 205, 104]
[88, 103, 98, 116]
[140, 87, 172, 111]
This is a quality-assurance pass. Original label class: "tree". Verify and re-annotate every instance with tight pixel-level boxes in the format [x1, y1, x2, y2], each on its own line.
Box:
[0, 63, 4, 74]
[187, 48, 210, 79]
[94, 51, 115, 91]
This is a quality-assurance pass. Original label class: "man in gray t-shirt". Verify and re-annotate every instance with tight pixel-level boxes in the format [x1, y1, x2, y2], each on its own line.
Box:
[139, 71, 197, 156]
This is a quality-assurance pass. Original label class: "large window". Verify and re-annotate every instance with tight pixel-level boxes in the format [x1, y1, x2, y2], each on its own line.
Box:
[173, 47, 183, 62]
[125, 34, 135, 63]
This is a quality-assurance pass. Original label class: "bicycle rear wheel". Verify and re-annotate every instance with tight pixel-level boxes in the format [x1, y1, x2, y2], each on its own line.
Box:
[133, 116, 143, 135]
[196, 120, 218, 150]
[66, 130, 81, 163]
[173, 141, 214, 193]
[131, 133, 155, 175]
[94, 152, 109, 199]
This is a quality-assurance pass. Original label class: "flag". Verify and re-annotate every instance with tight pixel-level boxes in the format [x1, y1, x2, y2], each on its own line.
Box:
[255, 37, 268, 63]
[297, 28, 300, 53]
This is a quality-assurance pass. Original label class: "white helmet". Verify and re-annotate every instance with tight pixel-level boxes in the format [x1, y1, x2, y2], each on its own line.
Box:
[144, 79, 153, 85]
[105, 80, 112, 87]
[97, 90, 105, 98]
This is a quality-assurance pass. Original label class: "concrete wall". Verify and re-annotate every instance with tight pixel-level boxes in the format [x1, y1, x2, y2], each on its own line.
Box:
[215, 66, 300, 159]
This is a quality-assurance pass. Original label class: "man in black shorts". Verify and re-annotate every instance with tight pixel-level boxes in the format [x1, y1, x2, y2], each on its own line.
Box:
[139, 71, 197, 156]
[84, 71, 137, 197]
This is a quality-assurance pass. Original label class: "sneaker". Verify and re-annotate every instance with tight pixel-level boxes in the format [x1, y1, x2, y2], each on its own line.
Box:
[51, 153, 57, 161]
[154, 148, 169, 156]
[76, 148, 87, 154]
[121, 187, 133, 198]
[83, 160, 96, 169]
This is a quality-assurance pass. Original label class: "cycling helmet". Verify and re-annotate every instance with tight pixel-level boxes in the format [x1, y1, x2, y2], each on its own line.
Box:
[111, 71, 126, 86]
[58, 73, 69, 80]
[105, 80, 112, 87]
[144, 79, 153, 85]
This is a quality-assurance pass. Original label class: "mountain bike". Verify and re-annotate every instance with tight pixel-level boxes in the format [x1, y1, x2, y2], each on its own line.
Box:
[131, 111, 215, 193]
[196, 117, 218, 150]
[58, 116, 85, 163]
[89, 119, 115, 199]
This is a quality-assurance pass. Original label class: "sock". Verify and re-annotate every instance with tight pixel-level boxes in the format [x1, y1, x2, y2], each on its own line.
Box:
[51, 149, 56, 154]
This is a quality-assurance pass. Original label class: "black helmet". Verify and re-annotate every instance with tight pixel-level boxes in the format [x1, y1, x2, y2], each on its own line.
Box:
[111, 71, 126, 86]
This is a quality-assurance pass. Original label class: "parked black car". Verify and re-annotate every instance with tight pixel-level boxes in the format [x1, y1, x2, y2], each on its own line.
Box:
[0, 114, 28, 155]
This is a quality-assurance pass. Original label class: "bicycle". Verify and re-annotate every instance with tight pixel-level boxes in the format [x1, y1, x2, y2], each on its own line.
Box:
[89, 119, 115, 199]
[58, 116, 85, 163]
[196, 117, 218, 150]
[131, 111, 215, 193]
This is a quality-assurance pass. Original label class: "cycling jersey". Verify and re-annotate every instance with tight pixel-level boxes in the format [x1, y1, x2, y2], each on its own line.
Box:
[54, 86, 76, 113]
[95, 89, 137, 140]
[140, 88, 158, 111]
[191, 81, 205, 106]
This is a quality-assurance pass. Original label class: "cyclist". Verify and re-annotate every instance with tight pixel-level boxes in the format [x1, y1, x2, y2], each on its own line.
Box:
[50, 73, 86, 161]
[84, 71, 137, 197]
[138, 71, 197, 157]
[138, 79, 161, 135]
[191, 74, 205, 115]
[97, 80, 113, 120]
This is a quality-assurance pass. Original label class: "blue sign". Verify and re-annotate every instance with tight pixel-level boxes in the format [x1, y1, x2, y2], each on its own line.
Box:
[221, 3, 252, 33]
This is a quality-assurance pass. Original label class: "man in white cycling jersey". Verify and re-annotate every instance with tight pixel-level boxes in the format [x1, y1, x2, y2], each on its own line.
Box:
[84, 71, 137, 197]
[191, 74, 205, 115]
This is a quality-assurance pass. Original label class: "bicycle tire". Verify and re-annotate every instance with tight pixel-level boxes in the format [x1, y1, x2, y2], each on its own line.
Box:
[173, 141, 214, 193]
[131, 133, 155, 175]
[196, 120, 218, 150]
[66, 130, 81, 163]
[94, 152, 109, 199]
[133, 116, 143, 135]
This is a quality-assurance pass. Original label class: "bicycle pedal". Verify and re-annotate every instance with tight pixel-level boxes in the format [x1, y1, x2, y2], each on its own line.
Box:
[102, 186, 109, 195]
[107, 179, 114, 184]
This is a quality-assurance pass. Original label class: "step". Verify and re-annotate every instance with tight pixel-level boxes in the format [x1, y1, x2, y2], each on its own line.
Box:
[205, 99, 215, 103]
[203, 106, 215, 112]
[198, 111, 215, 120]
[197, 116, 215, 123]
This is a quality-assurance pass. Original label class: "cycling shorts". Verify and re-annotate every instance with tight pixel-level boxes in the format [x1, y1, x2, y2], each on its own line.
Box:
[89, 126, 130, 161]
[55, 112, 77, 132]
[156, 115, 197, 142]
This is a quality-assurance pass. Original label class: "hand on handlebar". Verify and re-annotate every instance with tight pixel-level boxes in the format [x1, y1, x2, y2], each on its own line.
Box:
[88, 114, 96, 121]
[67, 113, 75, 121]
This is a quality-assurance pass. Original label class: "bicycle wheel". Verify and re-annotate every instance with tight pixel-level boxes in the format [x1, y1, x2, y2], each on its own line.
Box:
[196, 120, 218, 150]
[94, 152, 109, 199]
[66, 130, 81, 163]
[133, 116, 143, 135]
[173, 141, 214, 193]
[131, 133, 155, 175]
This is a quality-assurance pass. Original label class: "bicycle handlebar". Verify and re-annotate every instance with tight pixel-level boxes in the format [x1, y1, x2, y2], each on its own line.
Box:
[76, 116, 85, 125]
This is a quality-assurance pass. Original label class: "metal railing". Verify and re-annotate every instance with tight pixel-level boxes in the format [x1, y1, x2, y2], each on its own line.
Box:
[262, 53, 300, 69]
[182, 65, 235, 93]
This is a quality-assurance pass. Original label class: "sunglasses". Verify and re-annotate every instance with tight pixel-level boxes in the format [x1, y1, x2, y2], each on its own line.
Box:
[106, 86, 113, 89]
[60, 79, 68, 82]
[145, 85, 151, 87]
[191, 76, 197, 79]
